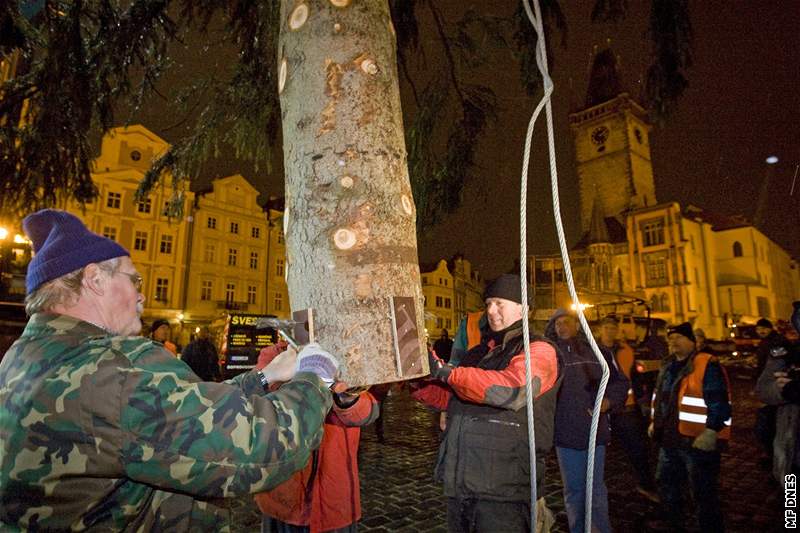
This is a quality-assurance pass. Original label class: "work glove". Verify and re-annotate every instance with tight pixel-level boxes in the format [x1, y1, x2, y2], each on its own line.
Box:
[330, 382, 365, 408]
[691, 428, 718, 451]
[296, 343, 339, 386]
[428, 350, 453, 382]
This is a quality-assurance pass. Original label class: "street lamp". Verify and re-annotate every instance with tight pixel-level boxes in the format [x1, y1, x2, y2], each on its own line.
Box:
[766, 155, 779, 164]
[0, 228, 7, 240]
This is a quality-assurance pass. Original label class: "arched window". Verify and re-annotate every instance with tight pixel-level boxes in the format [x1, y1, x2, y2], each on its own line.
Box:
[661, 293, 671, 312]
[733, 241, 743, 257]
[650, 295, 660, 312]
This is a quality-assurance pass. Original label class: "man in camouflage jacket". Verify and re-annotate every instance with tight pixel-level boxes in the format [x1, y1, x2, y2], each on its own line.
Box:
[0, 210, 338, 531]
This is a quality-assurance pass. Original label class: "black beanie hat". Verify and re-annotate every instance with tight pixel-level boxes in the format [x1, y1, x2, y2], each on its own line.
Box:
[151, 319, 170, 332]
[667, 322, 695, 342]
[756, 318, 773, 329]
[484, 274, 524, 305]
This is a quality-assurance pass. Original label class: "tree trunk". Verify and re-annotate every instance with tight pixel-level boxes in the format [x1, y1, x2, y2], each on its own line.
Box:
[278, 0, 427, 386]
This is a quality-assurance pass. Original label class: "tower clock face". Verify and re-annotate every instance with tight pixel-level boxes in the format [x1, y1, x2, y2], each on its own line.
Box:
[591, 126, 609, 145]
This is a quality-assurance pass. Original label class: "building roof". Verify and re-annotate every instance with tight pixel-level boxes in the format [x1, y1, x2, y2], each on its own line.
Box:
[585, 47, 625, 108]
[573, 216, 627, 249]
[683, 204, 751, 231]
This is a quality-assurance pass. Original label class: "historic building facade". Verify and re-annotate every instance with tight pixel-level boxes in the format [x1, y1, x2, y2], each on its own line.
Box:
[529, 48, 799, 338]
[421, 257, 484, 340]
[67, 125, 194, 334]
[59, 125, 290, 346]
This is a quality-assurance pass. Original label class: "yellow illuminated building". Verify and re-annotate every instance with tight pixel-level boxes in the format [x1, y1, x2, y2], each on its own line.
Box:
[421, 257, 484, 341]
[66, 126, 194, 338]
[529, 47, 799, 338]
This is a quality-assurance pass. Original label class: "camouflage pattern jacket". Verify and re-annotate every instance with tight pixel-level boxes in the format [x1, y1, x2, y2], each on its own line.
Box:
[0, 313, 332, 531]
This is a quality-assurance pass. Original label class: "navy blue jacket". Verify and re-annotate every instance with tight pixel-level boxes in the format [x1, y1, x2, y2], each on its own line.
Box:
[551, 336, 631, 449]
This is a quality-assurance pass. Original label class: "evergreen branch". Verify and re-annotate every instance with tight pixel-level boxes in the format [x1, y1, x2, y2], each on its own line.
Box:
[644, 0, 692, 120]
[591, 0, 628, 23]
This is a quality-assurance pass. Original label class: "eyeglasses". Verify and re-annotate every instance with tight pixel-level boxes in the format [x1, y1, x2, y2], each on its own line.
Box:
[118, 271, 143, 292]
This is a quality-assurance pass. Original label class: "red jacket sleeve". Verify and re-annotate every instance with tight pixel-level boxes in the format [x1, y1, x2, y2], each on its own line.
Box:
[329, 391, 380, 427]
[409, 380, 452, 411]
[446, 341, 558, 410]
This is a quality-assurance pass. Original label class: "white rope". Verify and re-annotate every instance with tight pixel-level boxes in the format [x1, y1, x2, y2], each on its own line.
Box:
[519, 2, 610, 532]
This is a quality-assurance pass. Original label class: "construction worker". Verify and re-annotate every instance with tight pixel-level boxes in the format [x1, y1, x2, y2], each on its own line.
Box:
[648, 322, 732, 532]
[599, 315, 659, 502]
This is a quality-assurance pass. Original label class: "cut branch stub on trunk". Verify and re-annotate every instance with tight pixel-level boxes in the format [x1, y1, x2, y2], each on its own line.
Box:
[278, 0, 427, 386]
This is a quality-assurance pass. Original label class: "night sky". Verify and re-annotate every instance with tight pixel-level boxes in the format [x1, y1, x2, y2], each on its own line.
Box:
[134, 1, 800, 280]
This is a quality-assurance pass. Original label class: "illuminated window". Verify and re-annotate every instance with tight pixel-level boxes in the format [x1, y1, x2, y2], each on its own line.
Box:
[155, 278, 169, 302]
[642, 219, 665, 247]
[134, 231, 148, 251]
[160, 235, 173, 254]
[201, 280, 212, 301]
[646, 258, 668, 286]
[137, 198, 152, 214]
[106, 192, 121, 209]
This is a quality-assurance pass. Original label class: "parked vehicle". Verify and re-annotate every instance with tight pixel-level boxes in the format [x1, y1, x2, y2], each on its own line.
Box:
[729, 324, 761, 358]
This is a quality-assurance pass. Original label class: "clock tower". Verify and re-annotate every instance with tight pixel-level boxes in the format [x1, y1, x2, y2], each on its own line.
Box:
[570, 47, 657, 233]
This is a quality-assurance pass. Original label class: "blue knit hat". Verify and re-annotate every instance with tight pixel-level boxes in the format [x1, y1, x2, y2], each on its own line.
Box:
[23, 209, 129, 294]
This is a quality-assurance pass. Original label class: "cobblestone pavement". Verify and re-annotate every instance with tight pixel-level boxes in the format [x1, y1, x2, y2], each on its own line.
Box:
[229, 363, 785, 532]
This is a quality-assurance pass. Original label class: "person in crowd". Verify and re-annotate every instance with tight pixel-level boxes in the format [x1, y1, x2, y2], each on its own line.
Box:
[181, 326, 222, 381]
[693, 328, 713, 355]
[150, 318, 178, 356]
[433, 328, 454, 363]
[0, 209, 338, 530]
[254, 342, 379, 533]
[449, 311, 487, 366]
[756, 302, 800, 482]
[754, 317, 789, 467]
[648, 322, 731, 532]
[598, 315, 659, 502]
[546, 309, 629, 533]
[756, 318, 787, 375]
[412, 273, 561, 532]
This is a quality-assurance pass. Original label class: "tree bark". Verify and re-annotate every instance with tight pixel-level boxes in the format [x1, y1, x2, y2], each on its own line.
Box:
[278, 0, 427, 386]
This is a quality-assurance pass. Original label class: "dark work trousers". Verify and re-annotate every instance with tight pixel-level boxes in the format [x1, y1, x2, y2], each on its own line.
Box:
[446, 498, 530, 533]
[656, 446, 724, 532]
[755, 405, 777, 458]
[611, 406, 656, 489]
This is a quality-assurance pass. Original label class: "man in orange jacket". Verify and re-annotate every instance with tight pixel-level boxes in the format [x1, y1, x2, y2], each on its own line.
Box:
[254, 342, 379, 533]
[599, 315, 658, 502]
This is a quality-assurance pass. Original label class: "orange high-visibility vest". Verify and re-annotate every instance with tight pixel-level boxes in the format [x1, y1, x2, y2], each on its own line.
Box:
[613, 342, 636, 407]
[465, 311, 483, 351]
[677, 353, 732, 440]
